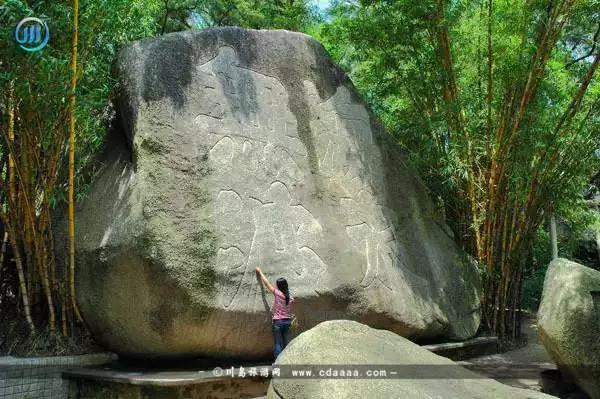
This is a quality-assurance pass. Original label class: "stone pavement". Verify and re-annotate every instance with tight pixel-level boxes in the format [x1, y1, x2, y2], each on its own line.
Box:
[460, 314, 589, 398]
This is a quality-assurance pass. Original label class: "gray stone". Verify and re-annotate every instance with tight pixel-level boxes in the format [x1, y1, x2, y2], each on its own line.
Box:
[71, 27, 481, 359]
[538, 258, 600, 399]
[268, 320, 554, 399]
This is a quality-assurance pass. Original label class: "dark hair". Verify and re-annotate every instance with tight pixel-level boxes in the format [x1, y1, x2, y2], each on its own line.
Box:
[276, 278, 290, 305]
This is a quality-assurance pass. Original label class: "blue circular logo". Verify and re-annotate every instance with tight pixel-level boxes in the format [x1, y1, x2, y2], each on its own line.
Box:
[15, 17, 49, 52]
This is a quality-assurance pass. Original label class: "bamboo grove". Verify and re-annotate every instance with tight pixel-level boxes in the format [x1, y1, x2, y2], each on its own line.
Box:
[0, 0, 159, 339]
[477, 3, 600, 338]
[0, 0, 81, 336]
[319, 0, 600, 339]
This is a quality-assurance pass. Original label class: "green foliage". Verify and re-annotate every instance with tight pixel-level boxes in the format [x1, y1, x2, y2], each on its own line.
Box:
[1, 0, 163, 202]
[204, 0, 320, 31]
[316, 0, 600, 217]
[157, 0, 321, 33]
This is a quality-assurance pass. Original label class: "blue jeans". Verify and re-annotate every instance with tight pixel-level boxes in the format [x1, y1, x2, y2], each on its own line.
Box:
[272, 319, 291, 359]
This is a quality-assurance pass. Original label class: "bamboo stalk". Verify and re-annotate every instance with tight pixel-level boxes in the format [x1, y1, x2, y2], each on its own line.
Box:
[38, 234, 56, 332]
[485, 0, 493, 161]
[46, 209, 58, 295]
[0, 231, 7, 271]
[68, 0, 83, 323]
[7, 222, 35, 334]
[61, 281, 68, 337]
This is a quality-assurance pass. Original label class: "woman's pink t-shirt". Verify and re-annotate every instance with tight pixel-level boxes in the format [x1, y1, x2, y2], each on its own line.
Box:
[272, 289, 293, 320]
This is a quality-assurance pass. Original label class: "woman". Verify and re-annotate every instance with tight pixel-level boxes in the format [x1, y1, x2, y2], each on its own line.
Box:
[256, 266, 294, 359]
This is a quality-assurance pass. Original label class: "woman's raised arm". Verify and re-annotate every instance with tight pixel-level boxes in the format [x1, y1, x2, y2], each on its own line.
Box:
[256, 267, 275, 293]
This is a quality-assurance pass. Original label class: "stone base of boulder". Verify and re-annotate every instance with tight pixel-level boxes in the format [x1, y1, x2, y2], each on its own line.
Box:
[63, 364, 270, 399]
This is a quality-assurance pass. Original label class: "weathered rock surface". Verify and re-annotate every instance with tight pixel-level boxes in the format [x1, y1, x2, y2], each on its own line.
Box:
[268, 320, 554, 399]
[538, 258, 600, 399]
[72, 27, 481, 359]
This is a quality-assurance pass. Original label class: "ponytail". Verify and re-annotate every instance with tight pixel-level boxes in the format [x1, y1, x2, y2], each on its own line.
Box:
[276, 278, 290, 305]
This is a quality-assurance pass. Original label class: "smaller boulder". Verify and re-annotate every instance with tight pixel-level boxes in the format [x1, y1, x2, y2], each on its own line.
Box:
[268, 320, 554, 399]
[538, 258, 600, 399]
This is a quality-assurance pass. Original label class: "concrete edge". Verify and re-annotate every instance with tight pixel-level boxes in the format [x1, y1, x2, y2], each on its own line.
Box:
[422, 336, 499, 352]
[62, 364, 272, 387]
[0, 353, 117, 368]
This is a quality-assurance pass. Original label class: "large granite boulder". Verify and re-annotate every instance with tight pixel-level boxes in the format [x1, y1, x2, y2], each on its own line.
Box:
[538, 258, 600, 399]
[268, 320, 554, 399]
[72, 27, 481, 359]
